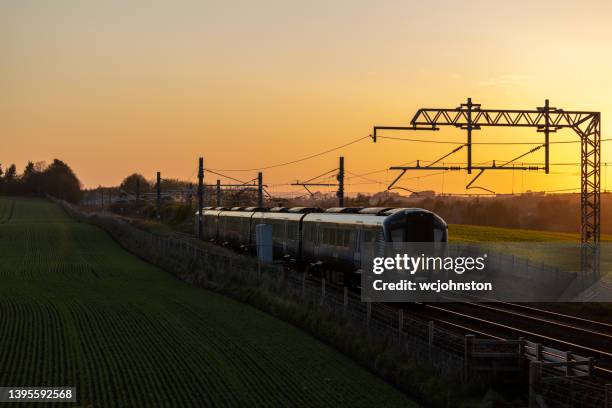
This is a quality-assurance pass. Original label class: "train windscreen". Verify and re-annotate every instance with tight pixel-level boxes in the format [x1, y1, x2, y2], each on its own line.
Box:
[388, 212, 435, 242]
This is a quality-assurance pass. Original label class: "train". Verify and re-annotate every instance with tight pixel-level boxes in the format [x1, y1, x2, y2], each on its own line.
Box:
[196, 206, 448, 284]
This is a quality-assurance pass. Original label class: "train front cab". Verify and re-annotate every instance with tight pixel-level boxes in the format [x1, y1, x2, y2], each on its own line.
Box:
[301, 207, 447, 286]
[382, 208, 448, 243]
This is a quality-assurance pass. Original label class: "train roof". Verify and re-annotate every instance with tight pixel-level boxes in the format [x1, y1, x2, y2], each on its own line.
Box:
[269, 207, 289, 212]
[219, 209, 253, 218]
[325, 207, 363, 213]
[287, 207, 322, 213]
[358, 207, 394, 215]
[303, 207, 446, 227]
[254, 212, 307, 221]
[303, 212, 384, 227]
[244, 206, 266, 212]
[201, 206, 446, 227]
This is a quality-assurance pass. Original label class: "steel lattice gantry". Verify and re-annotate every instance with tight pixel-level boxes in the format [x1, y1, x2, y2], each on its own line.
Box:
[379, 98, 601, 277]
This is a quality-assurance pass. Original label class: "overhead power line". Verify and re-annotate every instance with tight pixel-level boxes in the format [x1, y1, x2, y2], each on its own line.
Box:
[207, 135, 369, 172]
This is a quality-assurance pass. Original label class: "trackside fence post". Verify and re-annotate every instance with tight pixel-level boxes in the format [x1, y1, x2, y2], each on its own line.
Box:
[564, 351, 572, 376]
[535, 343, 543, 361]
[343, 287, 348, 315]
[518, 337, 525, 372]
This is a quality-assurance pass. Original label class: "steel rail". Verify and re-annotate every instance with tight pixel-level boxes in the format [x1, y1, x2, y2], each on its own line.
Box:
[421, 304, 612, 375]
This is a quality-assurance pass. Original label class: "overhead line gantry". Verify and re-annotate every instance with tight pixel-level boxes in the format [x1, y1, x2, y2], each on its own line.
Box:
[373, 97, 601, 278]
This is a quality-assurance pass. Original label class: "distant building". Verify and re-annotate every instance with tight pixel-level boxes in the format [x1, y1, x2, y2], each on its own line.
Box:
[412, 190, 435, 198]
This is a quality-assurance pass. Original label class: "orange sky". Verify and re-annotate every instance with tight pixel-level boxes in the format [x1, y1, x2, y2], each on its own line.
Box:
[1, 0, 611, 196]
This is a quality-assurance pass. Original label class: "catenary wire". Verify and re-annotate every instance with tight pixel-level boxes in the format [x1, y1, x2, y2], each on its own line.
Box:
[206, 135, 369, 172]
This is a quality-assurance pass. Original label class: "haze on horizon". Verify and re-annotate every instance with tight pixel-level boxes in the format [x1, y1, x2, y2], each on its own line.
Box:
[1, 0, 611, 196]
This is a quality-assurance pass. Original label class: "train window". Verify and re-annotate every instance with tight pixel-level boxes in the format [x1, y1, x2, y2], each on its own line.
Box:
[341, 230, 350, 247]
[327, 228, 334, 246]
[363, 229, 378, 243]
[405, 213, 434, 242]
[329, 228, 337, 246]
[287, 223, 297, 240]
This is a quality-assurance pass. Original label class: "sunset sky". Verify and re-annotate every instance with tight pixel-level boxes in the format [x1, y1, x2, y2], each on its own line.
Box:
[1, 0, 611, 196]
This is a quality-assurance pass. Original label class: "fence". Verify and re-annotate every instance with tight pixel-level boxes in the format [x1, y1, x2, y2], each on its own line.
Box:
[58, 200, 611, 407]
[530, 361, 611, 408]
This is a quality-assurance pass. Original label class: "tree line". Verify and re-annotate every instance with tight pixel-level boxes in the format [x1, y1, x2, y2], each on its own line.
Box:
[0, 159, 82, 203]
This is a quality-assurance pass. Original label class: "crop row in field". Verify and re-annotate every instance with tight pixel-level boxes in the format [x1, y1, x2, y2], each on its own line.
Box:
[0, 197, 14, 224]
[0, 197, 416, 407]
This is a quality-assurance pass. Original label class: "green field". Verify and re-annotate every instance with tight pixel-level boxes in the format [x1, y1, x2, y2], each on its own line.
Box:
[449, 223, 612, 242]
[0, 197, 417, 407]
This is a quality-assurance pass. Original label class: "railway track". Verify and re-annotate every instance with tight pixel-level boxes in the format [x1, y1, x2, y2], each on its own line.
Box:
[405, 300, 612, 376]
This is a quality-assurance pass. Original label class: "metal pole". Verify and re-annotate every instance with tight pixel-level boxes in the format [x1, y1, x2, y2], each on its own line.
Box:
[544, 99, 550, 174]
[156, 171, 161, 219]
[216, 179, 221, 206]
[198, 157, 204, 239]
[337, 156, 344, 207]
[258, 172, 263, 208]
[466, 97, 473, 174]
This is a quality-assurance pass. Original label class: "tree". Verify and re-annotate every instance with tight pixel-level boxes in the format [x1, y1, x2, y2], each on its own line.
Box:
[4, 164, 17, 182]
[120, 174, 151, 198]
[40, 159, 82, 203]
[2, 164, 18, 193]
[21, 161, 43, 195]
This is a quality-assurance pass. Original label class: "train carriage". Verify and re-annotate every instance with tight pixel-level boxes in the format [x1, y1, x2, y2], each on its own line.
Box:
[250, 207, 318, 259]
[301, 210, 384, 272]
[195, 206, 448, 281]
